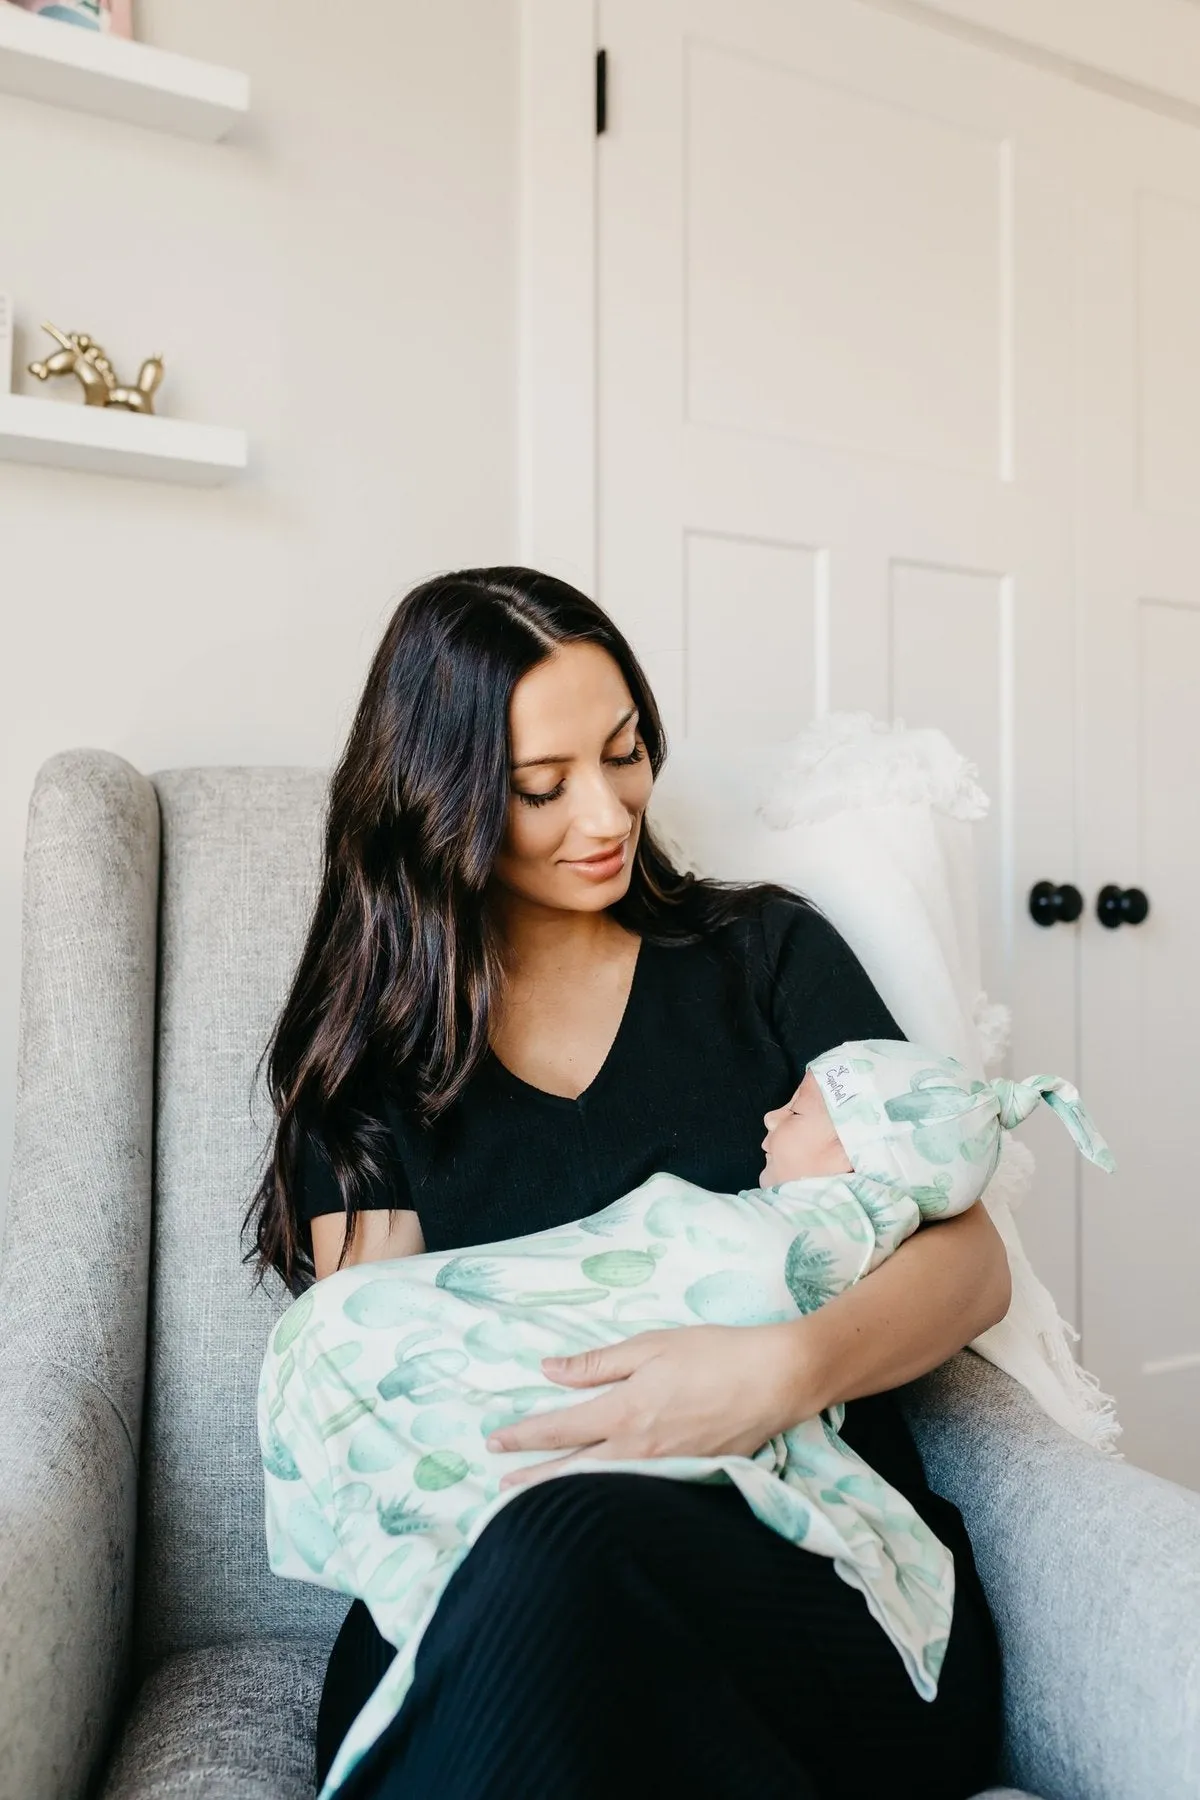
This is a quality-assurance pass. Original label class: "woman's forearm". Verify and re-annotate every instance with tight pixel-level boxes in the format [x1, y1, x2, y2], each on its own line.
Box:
[775, 1201, 1012, 1425]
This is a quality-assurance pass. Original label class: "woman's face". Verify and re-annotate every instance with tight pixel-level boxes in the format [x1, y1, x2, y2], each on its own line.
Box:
[493, 642, 655, 915]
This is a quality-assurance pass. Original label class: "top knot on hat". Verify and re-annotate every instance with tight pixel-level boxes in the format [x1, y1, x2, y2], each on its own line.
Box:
[805, 1041, 1115, 1215]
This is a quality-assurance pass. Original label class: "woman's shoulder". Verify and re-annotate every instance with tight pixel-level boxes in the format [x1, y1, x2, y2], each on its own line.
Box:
[702, 886, 900, 1062]
[708, 886, 851, 973]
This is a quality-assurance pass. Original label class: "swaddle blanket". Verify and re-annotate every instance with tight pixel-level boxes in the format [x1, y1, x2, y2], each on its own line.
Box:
[260, 1166, 960, 1799]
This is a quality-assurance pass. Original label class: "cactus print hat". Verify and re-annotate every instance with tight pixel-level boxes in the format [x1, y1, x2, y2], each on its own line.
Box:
[807, 1039, 1116, 1216]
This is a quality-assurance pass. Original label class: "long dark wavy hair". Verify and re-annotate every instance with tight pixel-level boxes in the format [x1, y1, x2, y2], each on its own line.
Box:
[243, 567, 790, 1296]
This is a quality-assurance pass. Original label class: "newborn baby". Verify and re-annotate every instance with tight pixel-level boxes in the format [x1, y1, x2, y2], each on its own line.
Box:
[259, 1040, 1113, 1800]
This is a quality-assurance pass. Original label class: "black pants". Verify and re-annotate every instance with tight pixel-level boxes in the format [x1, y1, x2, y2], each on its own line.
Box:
[315, 1473, 1003, 1800]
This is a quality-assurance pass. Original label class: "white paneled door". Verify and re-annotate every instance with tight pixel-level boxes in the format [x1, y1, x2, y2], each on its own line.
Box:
[1071, 89, 1200, 1486]
[597, 0, 1081, 1324]
[595, 0, 1200, 1483]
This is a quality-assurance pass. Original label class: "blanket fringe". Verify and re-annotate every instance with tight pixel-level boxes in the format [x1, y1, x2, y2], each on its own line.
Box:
[976, 1138, 1124, 1455]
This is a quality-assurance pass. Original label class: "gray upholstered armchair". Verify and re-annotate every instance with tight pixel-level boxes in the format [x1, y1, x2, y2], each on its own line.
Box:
[1, 749, 1197, 1800]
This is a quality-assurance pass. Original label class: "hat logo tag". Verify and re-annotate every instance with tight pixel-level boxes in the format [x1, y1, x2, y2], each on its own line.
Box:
[820, 1061, 863, 1107]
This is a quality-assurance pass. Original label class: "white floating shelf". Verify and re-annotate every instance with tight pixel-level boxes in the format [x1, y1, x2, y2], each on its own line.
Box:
[0, 394, 247, 486]
[0, 5, 248, 141]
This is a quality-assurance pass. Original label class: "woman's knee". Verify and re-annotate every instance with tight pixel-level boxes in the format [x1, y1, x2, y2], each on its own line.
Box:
[463, 1473, 645, 1598]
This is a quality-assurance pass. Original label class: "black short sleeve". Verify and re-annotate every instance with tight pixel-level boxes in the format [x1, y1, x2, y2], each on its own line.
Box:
[756, 895, 903, 1083]
[293, 1116, 413, 1224]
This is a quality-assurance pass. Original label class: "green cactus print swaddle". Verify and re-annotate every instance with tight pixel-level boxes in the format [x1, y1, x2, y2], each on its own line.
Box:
[258, 1041, 1115, 1799]
[260, 1176, 956, 1799]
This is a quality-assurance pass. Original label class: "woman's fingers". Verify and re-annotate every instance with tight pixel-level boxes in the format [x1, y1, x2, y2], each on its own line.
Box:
[486, 1389, 616, 1455]
[541, 1332, 665, 1388]
[498, 1450, 588, 1492]
[487, 1334, 668, 1456]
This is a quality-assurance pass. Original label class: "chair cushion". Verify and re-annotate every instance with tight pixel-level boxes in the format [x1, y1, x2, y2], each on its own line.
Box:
[99, 1639, 325, 1800]
[96, 1633, 1038, 1800]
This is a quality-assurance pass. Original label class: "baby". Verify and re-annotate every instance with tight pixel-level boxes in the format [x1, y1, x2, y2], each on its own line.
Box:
[259, 1040, 1113, 1800]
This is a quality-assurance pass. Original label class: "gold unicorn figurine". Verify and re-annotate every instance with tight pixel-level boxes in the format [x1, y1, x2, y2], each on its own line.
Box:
[27, 322, 164, 414]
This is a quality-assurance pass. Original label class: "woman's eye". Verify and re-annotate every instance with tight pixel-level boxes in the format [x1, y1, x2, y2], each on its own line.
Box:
[513, 741, 643, 806]
[516, 786, 562, 807]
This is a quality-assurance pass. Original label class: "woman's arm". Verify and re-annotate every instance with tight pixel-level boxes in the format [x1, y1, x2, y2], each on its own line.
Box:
[296, 1100, 426, 1282]
[311, 1208, 425, 1282]
[488, 1202, 1011, 1486]
[778, 1199, 1011, 1419]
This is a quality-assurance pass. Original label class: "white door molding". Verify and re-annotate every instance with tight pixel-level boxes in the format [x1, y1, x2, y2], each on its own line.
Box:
[865, 0, 1200, 123]
[517, 0, 598, 591]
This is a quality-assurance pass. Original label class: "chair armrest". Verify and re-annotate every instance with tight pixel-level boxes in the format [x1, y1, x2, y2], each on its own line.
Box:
[0, 1361, 139, 1799]
[902, 1349, 1200, 1800]
[0, 750, 159, 1800]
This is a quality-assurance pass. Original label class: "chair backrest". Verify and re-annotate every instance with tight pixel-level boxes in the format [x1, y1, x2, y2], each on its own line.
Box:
[134, 767, 345, 1671]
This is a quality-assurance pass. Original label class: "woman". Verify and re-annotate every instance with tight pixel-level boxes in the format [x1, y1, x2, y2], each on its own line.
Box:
[246, 567, 1008, 1800]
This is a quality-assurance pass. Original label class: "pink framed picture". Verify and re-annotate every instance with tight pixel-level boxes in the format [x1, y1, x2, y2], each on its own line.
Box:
[7, 0, 134, 36]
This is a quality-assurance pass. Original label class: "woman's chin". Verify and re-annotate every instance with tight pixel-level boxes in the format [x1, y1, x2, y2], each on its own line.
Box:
[560, 877, 631, 913]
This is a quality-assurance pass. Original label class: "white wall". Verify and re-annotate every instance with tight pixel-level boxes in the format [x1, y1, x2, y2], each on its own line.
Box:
[0, 0, 519, 1233]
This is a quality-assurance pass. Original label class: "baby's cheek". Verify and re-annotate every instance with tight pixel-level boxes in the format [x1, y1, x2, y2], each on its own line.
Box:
[765, 1122, 809, 1180]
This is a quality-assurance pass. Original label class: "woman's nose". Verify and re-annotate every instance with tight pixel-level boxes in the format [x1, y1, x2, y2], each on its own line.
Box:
[574, 766, 634, 838]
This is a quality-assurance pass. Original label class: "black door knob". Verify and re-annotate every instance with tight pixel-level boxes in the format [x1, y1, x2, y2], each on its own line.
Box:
[1028, 881, 1084, 926]
[1097, 885, 1150, 928]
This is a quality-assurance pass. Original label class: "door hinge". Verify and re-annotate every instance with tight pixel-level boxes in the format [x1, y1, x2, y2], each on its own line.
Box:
[596, 48, 608, 135]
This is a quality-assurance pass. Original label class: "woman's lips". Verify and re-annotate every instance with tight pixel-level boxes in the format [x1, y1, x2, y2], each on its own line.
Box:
[563, 840, 629, 882]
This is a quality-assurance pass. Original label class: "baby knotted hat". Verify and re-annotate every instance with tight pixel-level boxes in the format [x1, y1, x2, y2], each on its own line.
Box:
[807, 1038, 1115, 1214]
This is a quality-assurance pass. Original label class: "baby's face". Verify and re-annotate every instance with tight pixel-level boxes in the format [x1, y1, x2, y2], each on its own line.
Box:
[760, 1070, 853, 1186]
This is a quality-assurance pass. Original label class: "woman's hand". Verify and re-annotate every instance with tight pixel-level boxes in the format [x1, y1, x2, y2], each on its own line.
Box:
[486, 1321, 822, 1491]
[488, 1208, 1010, 1493]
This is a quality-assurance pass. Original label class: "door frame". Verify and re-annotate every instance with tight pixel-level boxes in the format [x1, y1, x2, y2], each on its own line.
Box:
[518, 0, 599, 591]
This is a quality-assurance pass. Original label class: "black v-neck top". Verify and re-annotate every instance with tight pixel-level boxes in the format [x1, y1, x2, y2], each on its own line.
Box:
[295, 893, 900, 1249]
[294, 891, 980, 1541]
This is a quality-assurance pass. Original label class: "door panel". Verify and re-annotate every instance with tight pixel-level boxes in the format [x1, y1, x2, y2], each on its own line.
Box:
[888, 560, 1009, 998]
[1137, 191, 1200, 522]
[684, 36, 1003, 473]
[683, 532, 820, 742]
[1072, 85, 1200, 1483]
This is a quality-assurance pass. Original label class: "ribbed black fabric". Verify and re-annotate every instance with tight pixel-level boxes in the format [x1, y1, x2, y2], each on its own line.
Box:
[299, 894, 1005, 1796]
[322, 1476, 1002, 1800]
